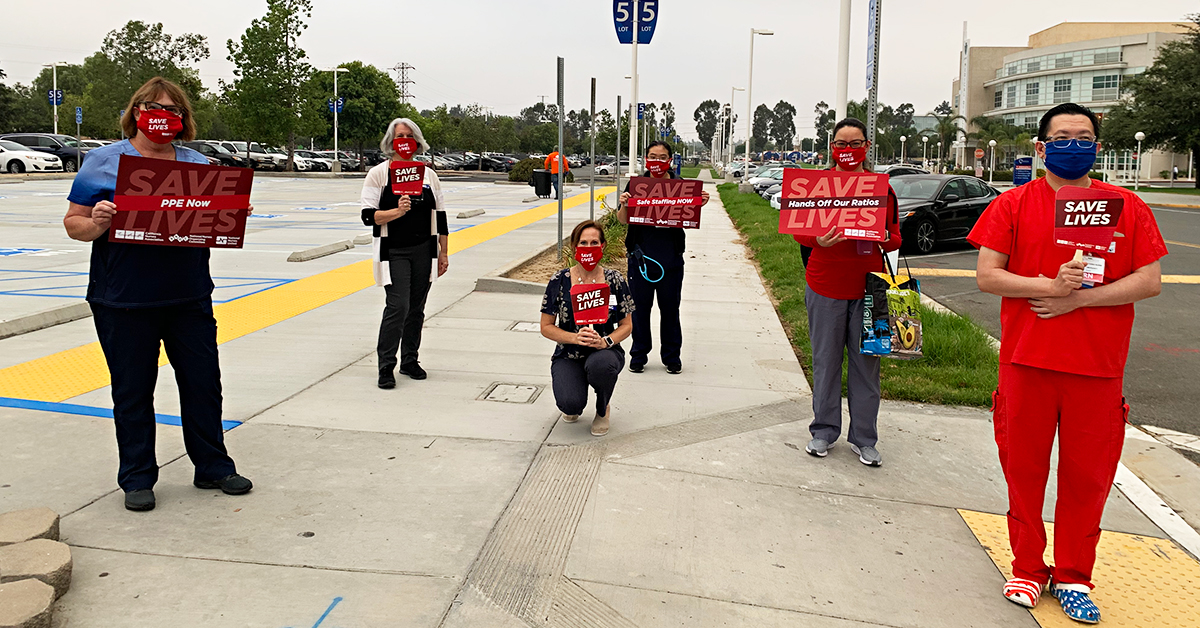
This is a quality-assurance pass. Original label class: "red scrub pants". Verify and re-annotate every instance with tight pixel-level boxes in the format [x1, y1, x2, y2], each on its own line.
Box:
[993, 364, 1129, 588]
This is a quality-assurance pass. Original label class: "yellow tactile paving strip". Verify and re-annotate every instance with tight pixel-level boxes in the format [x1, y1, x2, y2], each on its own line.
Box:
[959, 509, 1200, 627]
[0, 188, 614, 403]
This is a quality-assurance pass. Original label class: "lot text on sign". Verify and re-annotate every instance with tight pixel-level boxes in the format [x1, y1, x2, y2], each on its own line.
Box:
[1053, 185, 1125, 253]
[626, 176, 703, 229]
[390, 161, 426, 196]
[778, 170, 890, 241]
[571, 283, 611, 326]
[110, 155, 252, 249]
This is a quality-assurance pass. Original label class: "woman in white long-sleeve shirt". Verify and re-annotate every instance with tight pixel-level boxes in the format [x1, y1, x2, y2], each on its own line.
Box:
[359, 118, 449, 389]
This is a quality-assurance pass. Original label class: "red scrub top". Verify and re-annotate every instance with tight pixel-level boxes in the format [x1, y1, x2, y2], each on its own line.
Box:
[967, 178, 1167, 378]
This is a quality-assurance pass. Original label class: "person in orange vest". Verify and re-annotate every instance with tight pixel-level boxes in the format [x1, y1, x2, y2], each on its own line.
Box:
[544, 151, 570, 199]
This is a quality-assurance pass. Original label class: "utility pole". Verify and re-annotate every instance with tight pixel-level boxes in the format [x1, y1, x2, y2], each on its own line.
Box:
[627, 0, 640, 179]
[590, 77, 596, 220]
[392, 63, 415, 105]
[616, 94, 622, 184]
[557, 57, 566, 261]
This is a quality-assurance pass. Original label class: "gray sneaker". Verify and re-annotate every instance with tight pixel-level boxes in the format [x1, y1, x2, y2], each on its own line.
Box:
[805, 438, 832, 457]
[851, 444, 882, 466]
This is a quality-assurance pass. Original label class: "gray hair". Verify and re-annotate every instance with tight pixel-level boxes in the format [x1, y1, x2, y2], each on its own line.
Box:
[380, 117, 430, 158]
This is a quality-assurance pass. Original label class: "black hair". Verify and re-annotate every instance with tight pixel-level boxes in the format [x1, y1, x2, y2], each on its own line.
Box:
[832, 117, 868, 141]
[1038, 103, 1100, 141]
[645, 141, 673, 157]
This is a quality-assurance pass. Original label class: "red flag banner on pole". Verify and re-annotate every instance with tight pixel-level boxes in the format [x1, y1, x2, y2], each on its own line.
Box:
[110, 155, 252, 248]
[626, 176, 703, 228]
[778, 169, 889, 241]
[570, 283, 611, 326]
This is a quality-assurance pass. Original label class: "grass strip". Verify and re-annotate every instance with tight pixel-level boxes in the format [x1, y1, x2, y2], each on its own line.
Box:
[718, 183, 998, 407]
[680, 166, 702, 179]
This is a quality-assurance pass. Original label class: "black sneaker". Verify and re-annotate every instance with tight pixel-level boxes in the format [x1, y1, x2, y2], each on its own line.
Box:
[124, 489, 155, 512]
[194, 473, 253, 495]
[378, 371, 396, 389]
[400, 363, 427, 380]
[666, 363, 682, 375]
[629, 363, 645, 373]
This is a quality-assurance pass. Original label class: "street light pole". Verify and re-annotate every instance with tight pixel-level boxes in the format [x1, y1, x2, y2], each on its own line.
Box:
[44, 62, 66, 135]
[922, 135, 929, 168]
[988, 139, 997, 185]
[324, 67, 349, 172]
[1134, 131, 1145, 191]
[835, 0, 851, 123]
[627, 0, 640, 179]
[730, 87, 743, 179]
[744, 28, 773, 185]
[899, 135, 907, 164]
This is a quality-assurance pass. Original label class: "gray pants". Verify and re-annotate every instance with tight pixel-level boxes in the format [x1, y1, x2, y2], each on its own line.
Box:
[805, 286, 881, 447]
[551, 350, 624, 416]
[378, 244, 432, 374]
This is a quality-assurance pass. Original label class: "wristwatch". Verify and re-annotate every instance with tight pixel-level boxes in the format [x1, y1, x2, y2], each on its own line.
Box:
[603, 336, 614, 348]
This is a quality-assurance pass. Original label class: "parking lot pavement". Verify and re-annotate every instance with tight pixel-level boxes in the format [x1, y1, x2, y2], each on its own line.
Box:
[905, 204, 1200, 462]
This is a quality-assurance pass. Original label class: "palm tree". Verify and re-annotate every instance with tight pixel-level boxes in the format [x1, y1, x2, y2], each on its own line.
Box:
[927, 111, 965, 170]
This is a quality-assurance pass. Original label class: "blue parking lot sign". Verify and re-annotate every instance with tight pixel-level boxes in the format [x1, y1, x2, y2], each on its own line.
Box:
[327, 97, 344, 113]
[47, 90, 63, 106]
[613, 0, 658, 44]
[75, 107, 82, 125]
[637, 103, 645, 120]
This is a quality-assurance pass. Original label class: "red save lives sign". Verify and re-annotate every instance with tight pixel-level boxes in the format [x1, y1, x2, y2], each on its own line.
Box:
[390, 161, 426, 196]
[1054, 186, 1125, 253]
[778, 170, 889, 241]
[109, 155, 252, 248]
[570, 283, 611, 326]
[626, 177, 703, 229]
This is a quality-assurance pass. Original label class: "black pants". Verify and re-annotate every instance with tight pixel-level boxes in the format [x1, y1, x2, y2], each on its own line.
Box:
[551, 349, 625, 416]
[91, 300, 236, 492]
[627, 262, 684, 368]
[378, 243, 433, 374]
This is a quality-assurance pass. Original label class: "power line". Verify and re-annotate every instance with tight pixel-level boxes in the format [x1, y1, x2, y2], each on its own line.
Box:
[391, 63, 415, 105]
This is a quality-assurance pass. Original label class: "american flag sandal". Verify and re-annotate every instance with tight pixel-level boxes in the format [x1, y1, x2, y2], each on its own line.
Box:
[1003, 577, 1045, 608]
[1051, 582, 1101, 624]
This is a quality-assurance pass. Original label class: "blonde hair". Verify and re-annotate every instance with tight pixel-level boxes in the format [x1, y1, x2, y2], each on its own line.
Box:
[120, 77, 197, 142]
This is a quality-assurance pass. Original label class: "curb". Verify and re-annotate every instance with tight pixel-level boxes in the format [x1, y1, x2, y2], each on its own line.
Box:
[287, 239, 354, 262]
[0, 303, 92, 340]
[474, 240, 558, 295]
[1153, 202, 1200, 210]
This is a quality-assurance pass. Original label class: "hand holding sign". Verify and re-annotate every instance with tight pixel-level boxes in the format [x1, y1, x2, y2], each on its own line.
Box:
[778, 170, 889, 241]
[571, 283, 611, 327]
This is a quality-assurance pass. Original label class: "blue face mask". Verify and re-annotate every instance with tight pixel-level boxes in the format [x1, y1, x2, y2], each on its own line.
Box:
[1042, 140, 1097, 181]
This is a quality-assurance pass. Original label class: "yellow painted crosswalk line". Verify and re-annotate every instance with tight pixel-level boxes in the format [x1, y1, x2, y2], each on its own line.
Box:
[959, 509, 1200, 628]
[0, 187, 614, 403]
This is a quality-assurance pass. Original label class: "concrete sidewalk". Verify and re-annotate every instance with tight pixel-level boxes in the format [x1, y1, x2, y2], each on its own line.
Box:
[2, 184, 1198, 627]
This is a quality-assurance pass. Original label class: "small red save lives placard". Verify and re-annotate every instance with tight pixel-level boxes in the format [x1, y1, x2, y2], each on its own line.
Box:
[626, 176, 703, 229]
[570, 283, 611, 326]
[390, 161, 426, 196]
[110, 155, 252, 248]
[1054, 185, 1124, 253]
[778, 170, 889, 241]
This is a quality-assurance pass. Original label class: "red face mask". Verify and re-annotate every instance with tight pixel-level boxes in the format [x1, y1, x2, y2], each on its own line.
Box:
[574, 245, 602, 271]
[645, 158, 671, 176]
[137, 108, 183, 144]
[393, 137, 418, 159]
[832, 146, 868, 170]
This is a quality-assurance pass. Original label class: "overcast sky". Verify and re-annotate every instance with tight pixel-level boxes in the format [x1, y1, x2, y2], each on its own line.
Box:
[2, 1, 1194, 141]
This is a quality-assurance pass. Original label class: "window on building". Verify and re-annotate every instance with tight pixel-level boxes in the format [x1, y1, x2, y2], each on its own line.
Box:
[954, 94, 959, 108]
[1006, 85, 1017, 108]
[1055, 55, 1074, 69]
[1053, 78, 1072, 103]
[1094, 50, 1121, 64]
[995, 89, 1003, 109]
[1025, 82, 1039, 106]
[1024, 116, 1038, 130]
[1026, 60, 1041, 73]
[1092, 74, 1119, 101]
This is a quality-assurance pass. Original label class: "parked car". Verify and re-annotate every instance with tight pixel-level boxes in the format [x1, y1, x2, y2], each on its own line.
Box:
[209, 141, 280, 170]
[457, 154, 510, 172]
[761, 182, 782, 200]
[875, 164, 930, 177]
[0, 133, 89, 172]
[315, 150, 359, 171]
[746, 167, 784, 188]
[596, 158, 641, 175]
[294, 150, 332, 172]
[79, 139, 112, 149]
[0, 139, 63, 173]
[889, 174, 999, 254]
[182, 142, 251, 168]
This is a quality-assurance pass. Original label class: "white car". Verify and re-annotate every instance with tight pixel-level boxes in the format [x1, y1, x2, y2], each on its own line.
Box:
[79, 139, 112, 149]
[0, 139, 63, 173]
[770, 191, 782, 210]
[595, 159, 641, 175]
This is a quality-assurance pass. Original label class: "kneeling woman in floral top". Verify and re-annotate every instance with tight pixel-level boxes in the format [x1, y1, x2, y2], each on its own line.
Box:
[540, 220, 635, 436]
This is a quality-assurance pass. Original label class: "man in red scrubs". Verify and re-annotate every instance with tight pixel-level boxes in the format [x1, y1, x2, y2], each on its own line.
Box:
[968, 103, 1167, 624]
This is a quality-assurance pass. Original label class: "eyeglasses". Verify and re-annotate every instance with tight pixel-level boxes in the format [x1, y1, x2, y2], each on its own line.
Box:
[831, 140, 867, 149]
[140, 101, 185, 117]
[1044, 137, 1096, 149]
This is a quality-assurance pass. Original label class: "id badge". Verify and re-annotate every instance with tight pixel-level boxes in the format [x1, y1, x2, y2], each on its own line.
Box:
[1082, 253, 1106, 287]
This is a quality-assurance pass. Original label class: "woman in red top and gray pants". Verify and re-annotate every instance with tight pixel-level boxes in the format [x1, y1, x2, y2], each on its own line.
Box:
[795, 118, 902, 466]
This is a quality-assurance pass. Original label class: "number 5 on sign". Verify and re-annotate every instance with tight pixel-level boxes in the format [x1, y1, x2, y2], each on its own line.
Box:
[613, 0, 658, 44]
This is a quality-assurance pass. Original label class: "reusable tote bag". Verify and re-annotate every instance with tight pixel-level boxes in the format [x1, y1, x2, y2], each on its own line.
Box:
[861, 252, 923, 359]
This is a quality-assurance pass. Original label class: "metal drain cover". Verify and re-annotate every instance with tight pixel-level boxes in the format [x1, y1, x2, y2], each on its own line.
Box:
[508, 321, 541, 332]
[480, 382, 543, 404]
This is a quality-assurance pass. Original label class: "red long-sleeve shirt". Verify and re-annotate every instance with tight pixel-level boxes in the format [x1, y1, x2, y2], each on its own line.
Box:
[793, 188, 902, 300]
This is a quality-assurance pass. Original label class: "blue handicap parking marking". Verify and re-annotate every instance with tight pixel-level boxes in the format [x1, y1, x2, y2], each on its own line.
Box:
[249, 214, 286, 219]
[211, 276, 295, 303]
[283, 597, 343, 628]
[0, 268, 88, 300]
[0, 248, 48, 257]
[293, 207, 330, 211]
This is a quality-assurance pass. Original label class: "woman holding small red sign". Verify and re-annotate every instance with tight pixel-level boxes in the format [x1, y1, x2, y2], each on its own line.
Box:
[360, 118, 449, 389]
[540, 221, 635, 436]
[794, 118, 901, 467]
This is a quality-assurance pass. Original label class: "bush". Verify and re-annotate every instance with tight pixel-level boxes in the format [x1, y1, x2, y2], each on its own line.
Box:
[508, 158, 576, 183]
[1160, 170, 1171, 179]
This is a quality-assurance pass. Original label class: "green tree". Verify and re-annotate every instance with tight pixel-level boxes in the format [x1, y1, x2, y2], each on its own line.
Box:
[814, 100, 834, 149]
[694, 99, 720, 146]
[1101, 14, 1200, 187]
[752, 104, 773, 152]
[770, 100, 797, 149]
[306, 61, 400, 156]
[223, 0, 319, 170]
